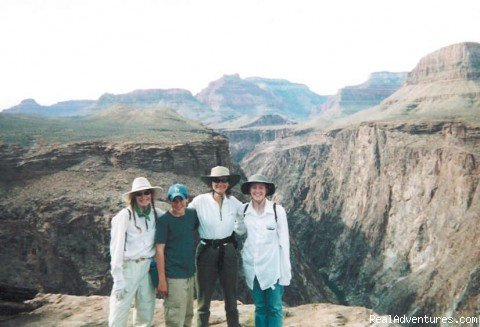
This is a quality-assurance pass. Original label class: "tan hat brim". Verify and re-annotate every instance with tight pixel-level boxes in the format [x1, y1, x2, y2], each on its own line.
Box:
[201, 174, 241, 188]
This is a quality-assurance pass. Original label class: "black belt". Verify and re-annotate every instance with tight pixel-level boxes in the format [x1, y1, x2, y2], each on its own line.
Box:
[200, 232, 237, 273]
[201, 233, 236, 249]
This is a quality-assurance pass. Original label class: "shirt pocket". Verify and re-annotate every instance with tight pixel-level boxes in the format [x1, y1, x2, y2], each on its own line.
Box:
[265, 221, 277, 231]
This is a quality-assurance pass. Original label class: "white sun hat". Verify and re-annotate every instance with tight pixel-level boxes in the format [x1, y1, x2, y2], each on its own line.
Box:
[122, 177, 162, 201]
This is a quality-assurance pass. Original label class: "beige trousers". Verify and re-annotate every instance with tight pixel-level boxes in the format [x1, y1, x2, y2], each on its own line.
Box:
[108, 260, 156, 327]
[164, 277, 194, 327]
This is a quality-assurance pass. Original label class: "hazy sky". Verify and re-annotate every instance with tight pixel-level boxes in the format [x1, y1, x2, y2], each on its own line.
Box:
[1, 0, 479, 110]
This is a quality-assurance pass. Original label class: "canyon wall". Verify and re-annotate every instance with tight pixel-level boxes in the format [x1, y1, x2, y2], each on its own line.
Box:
[242, 120, 480, 319]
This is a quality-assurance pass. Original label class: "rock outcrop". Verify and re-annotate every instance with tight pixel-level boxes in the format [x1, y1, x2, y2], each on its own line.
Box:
[3, 99, 95, 117]
[241, 42, 480, 321]
[319, 72, 407, 117]
[1, 293, 398, 327]
[341, 42, 480, 124]
[196, 74, 327, 122]
[242, 120, 480, 320]
[0, 108, 331, 307]
[221, 127, 292, 162]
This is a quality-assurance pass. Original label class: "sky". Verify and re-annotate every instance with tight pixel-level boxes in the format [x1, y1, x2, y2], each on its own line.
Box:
[1, 0, 479, 110]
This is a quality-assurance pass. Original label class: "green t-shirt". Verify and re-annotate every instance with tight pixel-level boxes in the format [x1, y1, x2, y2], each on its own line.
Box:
[154, 208, 199, 278]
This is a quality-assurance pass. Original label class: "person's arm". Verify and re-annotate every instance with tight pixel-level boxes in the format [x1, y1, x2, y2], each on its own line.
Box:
[234, 202, 247, 236]
[110, 210, 128, 298]
[187, 195, 197, 209]
[155, 243, 168, 297]
[277, 205, 292, 286]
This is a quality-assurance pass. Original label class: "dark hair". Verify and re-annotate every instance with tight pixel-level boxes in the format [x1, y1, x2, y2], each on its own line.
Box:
[210, 187, 232, 198]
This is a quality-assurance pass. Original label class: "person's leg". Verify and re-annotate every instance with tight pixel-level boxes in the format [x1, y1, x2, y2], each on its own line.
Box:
[184, 277, 195, 327]
[252, 277, 267, 327]
[164, 278, 189, 327]
[109, 262, 137, 327]
[219, 243, 239, 327]
[195, 244, 218, 327]
[133, 260, 156, 327]
[265, 282, 284, 327]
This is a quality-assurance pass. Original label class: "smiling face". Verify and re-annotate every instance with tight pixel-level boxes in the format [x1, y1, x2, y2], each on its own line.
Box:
[170, 196, 188, 216]
[212, 177, 229, 196]
[250, 183, 267, 203]
[133, 189, 153, 210]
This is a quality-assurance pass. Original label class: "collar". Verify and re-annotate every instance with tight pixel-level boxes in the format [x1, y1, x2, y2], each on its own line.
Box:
[246, 199, 274, 216]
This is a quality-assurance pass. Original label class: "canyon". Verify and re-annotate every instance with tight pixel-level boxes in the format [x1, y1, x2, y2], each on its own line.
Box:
[1, 42, 479, 326]
[241, 42, 480, 321]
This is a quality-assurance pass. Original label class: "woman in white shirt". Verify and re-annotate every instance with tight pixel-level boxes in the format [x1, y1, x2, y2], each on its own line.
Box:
[109, 177, 164, 327]
[188, 166, 243, 327]
[237, 173, 292, 327]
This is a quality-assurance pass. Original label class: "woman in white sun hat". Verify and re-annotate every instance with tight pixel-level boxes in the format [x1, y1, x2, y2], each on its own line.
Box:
[237, 173, 291, 327]
[108, 177, 164, 327]
[188, 166, 243, 327]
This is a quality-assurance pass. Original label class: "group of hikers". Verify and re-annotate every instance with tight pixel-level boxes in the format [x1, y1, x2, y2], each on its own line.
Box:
[108, 165, 292, 327]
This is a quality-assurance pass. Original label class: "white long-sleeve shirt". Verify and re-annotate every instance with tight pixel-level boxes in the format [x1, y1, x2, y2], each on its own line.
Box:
[110, 207, 164, 288]
[188, 193, 243, 239]
[236, 200, 292, 291]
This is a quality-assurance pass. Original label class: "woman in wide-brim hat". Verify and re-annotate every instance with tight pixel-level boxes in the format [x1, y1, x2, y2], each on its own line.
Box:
[109, 177, 164, 327]
[188, 166, 243, 327]
[237, 173, 291, 327]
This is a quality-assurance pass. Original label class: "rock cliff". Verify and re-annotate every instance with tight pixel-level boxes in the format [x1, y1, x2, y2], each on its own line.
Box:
[196, 74, 327, 122]
[0, 134, 232, 296]
[340, 42, 480, 125]
[242, 120, 480, 320]
[241, 42, 480, 321]
[319, 72, 407, 117]
[0, 108, 332, 307]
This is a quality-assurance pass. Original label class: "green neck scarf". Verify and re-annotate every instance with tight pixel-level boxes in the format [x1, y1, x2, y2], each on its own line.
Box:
[135, 205, 152, 221]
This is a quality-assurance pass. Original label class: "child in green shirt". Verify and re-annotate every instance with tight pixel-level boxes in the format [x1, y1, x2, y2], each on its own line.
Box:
[154, 183, 199, 327]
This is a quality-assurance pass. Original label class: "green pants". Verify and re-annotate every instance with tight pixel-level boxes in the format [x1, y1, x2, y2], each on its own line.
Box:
[195, 242, 240, 327]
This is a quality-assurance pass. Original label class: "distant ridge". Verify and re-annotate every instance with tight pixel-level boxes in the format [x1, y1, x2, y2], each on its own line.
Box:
[319, 71, 407, 117]
[329, 42, 480, 127]
[195, 74, 327, 122]
[5, 98, 95, 117]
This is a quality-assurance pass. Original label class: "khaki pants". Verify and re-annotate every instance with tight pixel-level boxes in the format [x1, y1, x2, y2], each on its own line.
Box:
[164, 277, 194, 327]
[109, 260, 156, 327]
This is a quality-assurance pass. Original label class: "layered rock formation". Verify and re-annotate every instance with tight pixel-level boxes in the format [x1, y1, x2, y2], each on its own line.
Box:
[195, 74, 327, 122]
[86, 89, 216, 122]
[0, 106, 332, 308]
[243, 120, 480, 320]
[319, 72, 407, 117]
[221, 127, 292, 162]
[241, 42, 480, 321]
[4, 99, 95, 117]
[0, 135, 232, 296]
[341, 42, 480, 124]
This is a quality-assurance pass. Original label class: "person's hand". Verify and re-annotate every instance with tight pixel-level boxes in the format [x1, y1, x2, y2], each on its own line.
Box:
[157, 280, 168, 297]
[114, 288, 127, 301]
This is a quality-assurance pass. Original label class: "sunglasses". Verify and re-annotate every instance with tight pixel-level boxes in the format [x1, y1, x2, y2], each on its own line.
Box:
[134, 190, 152, 197]
[212, 178, 229, 184]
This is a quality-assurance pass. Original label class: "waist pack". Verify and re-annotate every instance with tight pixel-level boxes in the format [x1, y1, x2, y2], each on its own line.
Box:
[149, 260, 158, 288]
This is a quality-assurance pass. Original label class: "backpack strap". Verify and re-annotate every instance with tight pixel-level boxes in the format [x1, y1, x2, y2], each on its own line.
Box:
[243, 202, 277, 222]
[125, 208, 132, 251]
[243, 203, 249, 217]
[273, 202, 277, 222]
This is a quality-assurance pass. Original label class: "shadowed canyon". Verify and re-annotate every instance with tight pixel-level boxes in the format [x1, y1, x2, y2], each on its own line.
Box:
[1, 42, 480, 326]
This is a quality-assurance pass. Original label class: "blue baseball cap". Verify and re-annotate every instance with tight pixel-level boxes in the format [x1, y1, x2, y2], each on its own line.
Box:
[167, 183, 189, 201]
